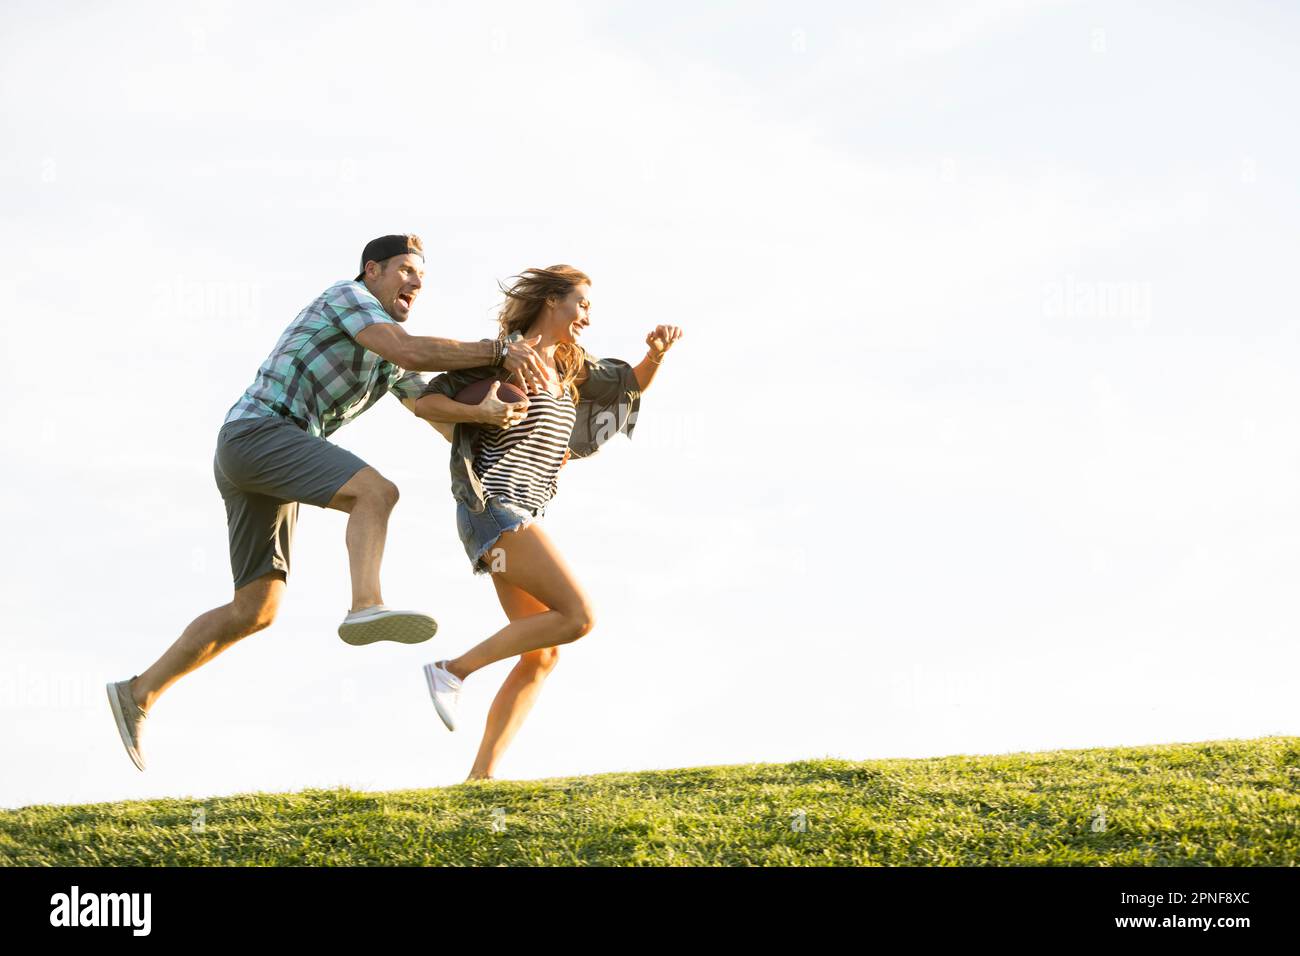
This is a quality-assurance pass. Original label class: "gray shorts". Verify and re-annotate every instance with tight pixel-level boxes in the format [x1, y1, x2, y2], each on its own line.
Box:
[213, 415, 370, 591]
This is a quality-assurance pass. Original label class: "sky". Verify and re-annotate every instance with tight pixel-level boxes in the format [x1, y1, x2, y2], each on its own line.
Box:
[1, 0, 1297, 810]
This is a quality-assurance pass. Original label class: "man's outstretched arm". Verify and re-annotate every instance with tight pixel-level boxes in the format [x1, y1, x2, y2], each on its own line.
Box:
[355, 324, 549, 386]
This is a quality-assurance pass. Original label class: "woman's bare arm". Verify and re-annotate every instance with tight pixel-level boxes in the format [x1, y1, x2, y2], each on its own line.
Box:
[404, 388, 529, 428]
[400, 398, 456, 441]
[632, 324, 684, 392]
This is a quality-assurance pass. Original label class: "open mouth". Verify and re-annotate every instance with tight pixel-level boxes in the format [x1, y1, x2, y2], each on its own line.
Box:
[397, 293, 414, 309]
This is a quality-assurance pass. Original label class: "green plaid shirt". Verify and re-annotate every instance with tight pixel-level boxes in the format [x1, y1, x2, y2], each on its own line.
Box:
[223, 280, 428, 438]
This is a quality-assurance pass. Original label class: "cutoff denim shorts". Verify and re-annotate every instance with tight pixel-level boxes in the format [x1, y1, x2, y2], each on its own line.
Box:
[456, 494, 548, 575]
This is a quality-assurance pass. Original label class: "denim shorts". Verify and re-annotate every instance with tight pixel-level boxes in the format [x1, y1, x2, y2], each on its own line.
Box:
[456, 494, 547, 575]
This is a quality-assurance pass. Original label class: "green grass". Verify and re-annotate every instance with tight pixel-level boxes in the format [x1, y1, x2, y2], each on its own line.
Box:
[3, 737, 1297, 866]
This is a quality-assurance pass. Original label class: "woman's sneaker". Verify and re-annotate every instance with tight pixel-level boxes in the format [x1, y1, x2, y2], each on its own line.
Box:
[106, 677, 147, 771]
[422, 660, 462, 731]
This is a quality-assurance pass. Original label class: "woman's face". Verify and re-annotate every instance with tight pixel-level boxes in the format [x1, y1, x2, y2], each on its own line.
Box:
[547, 283, 591, 344]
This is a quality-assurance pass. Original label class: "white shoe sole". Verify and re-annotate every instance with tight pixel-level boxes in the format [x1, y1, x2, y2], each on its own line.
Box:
[106, 682, 145, 771]
[338, 610, 438, 646]
[423, 663, 458, 731]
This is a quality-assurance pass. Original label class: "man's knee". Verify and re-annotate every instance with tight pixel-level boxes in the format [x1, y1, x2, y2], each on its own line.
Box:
[335, 468, 399, 511]
[377, 477, 399, 509]
[232, 603, 278, 636]
[229, 576, 283, 636]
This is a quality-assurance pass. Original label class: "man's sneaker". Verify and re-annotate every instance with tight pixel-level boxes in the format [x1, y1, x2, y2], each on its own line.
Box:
[423, 660, 462, 731]
[106, 677, 147, 771]
[338, 605, 438, 646]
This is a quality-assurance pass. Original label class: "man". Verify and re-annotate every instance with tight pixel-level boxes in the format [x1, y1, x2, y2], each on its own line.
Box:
[107, 234, 547, 771]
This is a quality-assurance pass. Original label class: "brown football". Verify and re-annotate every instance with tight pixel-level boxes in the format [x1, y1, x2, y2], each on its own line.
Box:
[452, 378, 529, 406]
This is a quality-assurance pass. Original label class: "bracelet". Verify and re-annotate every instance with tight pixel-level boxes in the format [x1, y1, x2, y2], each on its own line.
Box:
[648, 350, 664, 365]
[493, 338, 506, 367]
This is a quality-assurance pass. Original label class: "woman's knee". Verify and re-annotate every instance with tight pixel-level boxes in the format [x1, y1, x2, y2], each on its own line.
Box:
[560, 602, 596, 642]
[523, 646, 561, 674]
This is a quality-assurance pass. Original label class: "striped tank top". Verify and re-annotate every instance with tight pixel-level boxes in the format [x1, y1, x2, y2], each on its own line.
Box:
[473, 382, 578, 512]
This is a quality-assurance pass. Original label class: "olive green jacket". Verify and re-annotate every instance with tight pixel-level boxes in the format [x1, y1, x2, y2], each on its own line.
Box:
[421, 334, 642, 513]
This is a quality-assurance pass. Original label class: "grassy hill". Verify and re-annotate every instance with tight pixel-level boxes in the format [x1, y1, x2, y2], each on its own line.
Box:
[3, 736, 1297, 866]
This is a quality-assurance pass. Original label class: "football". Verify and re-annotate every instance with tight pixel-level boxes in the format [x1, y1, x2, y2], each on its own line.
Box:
[452, 378, 529, 406]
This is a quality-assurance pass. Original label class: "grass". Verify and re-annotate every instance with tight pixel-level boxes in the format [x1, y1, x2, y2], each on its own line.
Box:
[2, 737, 1297, 866]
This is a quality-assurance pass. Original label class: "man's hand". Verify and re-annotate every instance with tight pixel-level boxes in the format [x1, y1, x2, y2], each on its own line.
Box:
[475, 381, 531, 429]
[502, 334, 549, 392]
[646, 324, 684, 358]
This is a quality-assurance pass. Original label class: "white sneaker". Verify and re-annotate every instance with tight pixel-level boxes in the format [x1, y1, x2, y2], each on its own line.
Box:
[338, 605, 438, 646]
[106, 676, 147, 771]
[423, 660, 462, 731]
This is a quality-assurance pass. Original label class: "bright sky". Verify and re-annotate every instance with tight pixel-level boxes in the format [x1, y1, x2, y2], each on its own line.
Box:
[2, 0, 1297, 810]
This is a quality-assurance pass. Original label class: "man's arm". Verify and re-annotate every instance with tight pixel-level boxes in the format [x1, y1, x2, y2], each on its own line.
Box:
[355, 324, 550, 386]
[355, 324, 494, 371]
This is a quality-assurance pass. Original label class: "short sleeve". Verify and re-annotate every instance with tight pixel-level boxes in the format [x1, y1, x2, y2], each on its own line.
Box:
[388, 367, 429, 402]
[329, 281, 397, 340]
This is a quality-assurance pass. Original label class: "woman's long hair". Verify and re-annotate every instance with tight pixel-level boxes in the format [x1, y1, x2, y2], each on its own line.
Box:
[496, 265, 591, 403]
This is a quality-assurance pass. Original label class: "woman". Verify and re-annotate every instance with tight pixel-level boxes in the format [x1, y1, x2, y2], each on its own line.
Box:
[409, 265, 683, 781]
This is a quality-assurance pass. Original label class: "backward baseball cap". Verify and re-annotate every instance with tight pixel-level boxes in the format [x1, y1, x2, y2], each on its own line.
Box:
[355, 234, 424, 281]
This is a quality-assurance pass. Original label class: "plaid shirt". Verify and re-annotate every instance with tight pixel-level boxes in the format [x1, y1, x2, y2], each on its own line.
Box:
[223, 280, 428, 438]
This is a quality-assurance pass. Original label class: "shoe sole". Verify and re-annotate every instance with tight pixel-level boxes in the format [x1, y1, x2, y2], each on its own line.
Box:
[338, 613, 438, 647]
[422, 663, 457, 731]
[106, 683, 145, 772]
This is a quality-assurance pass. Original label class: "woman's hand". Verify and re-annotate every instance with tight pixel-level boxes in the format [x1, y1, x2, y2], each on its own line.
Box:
[646, 324, 684, 359]
[475, 380, 530, 428]
[632, 325, 683, 391]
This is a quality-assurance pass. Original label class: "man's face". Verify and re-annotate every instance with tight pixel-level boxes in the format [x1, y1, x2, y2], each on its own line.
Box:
[363, 253, 424, 321]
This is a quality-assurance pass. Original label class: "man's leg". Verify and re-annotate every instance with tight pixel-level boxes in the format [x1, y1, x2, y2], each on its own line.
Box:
[107, 436, 299, 771]
[325, 465, 438, 645]
[132, 571, 285, 712]
[322, 466, 399, 613]
[210, 417, 434, 646]
[108, 572, 284, 771]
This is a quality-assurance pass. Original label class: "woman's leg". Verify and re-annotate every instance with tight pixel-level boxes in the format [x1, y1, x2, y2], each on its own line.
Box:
[465, 579, 561, 780]
[442, 521, 594, 681]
